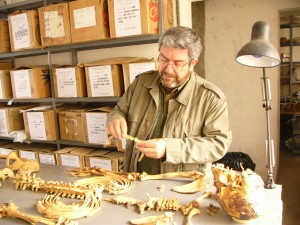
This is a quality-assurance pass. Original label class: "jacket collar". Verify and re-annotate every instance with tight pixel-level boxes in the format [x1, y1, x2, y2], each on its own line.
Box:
[145, 71, 205, 106]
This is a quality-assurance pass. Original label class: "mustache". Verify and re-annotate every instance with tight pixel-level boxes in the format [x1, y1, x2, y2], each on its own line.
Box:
[161, 71, 176, 78]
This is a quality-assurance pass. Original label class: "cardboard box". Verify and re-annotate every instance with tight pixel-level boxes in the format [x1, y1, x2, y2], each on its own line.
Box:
[0, 61, 13, 70]
[82, 106, 112, 145]
[163, 0, 177, 30]
[84, 149, 112, 168]
[0, 19, 11, 53]
[108, 0, 158, 38]
[58, 106, 95, 142]
[83, 59, 125, 97]
[52, 66, 87, 98]
[0, 140, 14, 158]
[0, 69, 13, 99]
[8, 10, 41, 52]
[122, 60, 157, 90]
[10, 66, 51, 99]
[0, 142, 56, 162]
[0, 104, 35, 137]
[22, 105, 67, 141]
[38, 2, 71, 47]
[85, 150, 124, 171]
[56, 146, 95, 168]
[69, 0, 110, 43]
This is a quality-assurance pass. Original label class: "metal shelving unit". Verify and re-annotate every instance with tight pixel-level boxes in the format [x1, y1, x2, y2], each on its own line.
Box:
[280, 18, 300, 154]
[0, 0, 162, 150]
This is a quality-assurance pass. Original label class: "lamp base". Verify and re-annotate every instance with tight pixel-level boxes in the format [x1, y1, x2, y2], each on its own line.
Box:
[265, 173, 276, 189]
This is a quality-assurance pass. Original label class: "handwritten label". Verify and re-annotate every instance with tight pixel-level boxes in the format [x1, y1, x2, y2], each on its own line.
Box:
[88, 66, 114, 96]
[27, 112, 47, 140]
[74, 6, 96, 29]
[56, 68, 77, 97]
[114, 0, 141, 37]
[12, 70, 31, 98]
[86, 113, 107, 144]
[10, 13, 30, 50]
[44, 11, 65, 38]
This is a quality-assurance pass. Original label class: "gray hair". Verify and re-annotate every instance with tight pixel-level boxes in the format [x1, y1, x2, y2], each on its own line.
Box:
[158, 26, 202, 60]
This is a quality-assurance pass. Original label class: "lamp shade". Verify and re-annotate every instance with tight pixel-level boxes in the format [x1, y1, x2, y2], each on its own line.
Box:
[236, 21, 280, 68]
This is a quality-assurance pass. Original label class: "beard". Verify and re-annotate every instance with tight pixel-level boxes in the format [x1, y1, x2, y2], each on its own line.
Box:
[160, 72, 180, 89]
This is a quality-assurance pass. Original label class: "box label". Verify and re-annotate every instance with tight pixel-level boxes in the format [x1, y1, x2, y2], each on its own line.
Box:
[0, 148, 14, 155]
[129, 62, 156, 83]
[39, 153, 56, 165]
[12, 70, 31, 98]
[56, 68, 77, 97]
[10, 13, 30, 50]
[86, 113, 107, 144]
[0, 110, 9, 136]
[60, 154, 80, 167]
[89, 157, 112, 170]
[27, 112, 47, 140]
[74, 6, 96, 29]
[88, 66, 114, 96]
[114, 0, 141, 37]
[19, 150, 36, 161]
[44, 11, 65, 38]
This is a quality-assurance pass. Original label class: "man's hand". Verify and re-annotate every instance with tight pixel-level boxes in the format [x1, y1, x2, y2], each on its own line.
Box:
[135, 138, 166, 159]
[106, 118, 127, 140]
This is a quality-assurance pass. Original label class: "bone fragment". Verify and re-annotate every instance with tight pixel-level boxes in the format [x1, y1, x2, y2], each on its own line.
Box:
[0, 201, 77, 225]
[130, 211, 174, 225]
[172, 177, 206, 194]
[192, 191, 212, 208]
[139, 171, 203, 181]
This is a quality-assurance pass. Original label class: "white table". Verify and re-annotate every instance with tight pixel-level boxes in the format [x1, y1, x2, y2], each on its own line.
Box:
[0, 159, 282, 225]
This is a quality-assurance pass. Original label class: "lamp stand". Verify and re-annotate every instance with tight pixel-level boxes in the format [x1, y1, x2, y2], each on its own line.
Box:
[261, 68, 276, 189]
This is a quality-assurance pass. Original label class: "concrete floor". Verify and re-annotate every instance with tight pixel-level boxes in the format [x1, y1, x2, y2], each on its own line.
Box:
[277, 150, 300, 225]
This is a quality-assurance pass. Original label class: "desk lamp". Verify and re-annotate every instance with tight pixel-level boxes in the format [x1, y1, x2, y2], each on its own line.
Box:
[236, 21, 281, 189]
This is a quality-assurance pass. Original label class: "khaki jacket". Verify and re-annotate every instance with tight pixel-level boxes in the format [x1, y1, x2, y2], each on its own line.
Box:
[107, 71, 232, 173]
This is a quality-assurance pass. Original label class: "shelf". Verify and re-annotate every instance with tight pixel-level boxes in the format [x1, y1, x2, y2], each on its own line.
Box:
[280, 42, 300, 47]
[0, 0, 63, 14]
[0, 97, 121, 104]
[280, 23, 300, 29]
[0, 98, 53, 103]
[55, 96, 121, 103]
[0, 34, 160, 59]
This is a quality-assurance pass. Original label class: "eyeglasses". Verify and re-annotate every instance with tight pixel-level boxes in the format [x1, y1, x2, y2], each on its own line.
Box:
[157, 55, 191, 73]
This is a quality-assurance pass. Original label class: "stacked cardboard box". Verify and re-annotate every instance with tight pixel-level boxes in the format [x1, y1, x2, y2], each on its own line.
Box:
[22, 104, 68, 141]
[85, 149, 124, 172]
[0, 104, 35, 137]
[56, 146, 95, 168]
[83, 59, 124, 97]
[58, 106, 95, 142]
[10, 66, 51, 99]
[1, 142, 57, 163]
[122, 59, 157, 90]
[38, 2, 72, 47]
[82, 106, 112, 145]
[0, 61, 13, 99]
[52, 66, 87, 98]
[8, 10, 41, 52]
[0, 19, 11, 53]
[69, 0, 110, 43]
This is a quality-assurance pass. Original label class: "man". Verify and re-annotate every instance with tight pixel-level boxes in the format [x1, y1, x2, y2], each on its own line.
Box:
[106, 26, 232, 174]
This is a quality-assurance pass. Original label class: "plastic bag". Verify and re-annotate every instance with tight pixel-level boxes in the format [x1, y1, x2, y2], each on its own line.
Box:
[213, 152, 256, 171]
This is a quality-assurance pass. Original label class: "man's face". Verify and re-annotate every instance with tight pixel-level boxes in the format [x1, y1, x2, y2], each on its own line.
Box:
[158, 46, 197, 91]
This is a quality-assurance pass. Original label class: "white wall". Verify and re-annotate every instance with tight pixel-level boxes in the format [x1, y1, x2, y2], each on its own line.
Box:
[204, 0, 300, 181]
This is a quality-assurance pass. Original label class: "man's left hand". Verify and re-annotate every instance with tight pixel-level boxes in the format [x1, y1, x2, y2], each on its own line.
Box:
[135, 138, 166, 159]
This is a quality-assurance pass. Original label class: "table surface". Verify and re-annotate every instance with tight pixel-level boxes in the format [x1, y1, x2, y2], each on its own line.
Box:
[0, 159, 282, 225]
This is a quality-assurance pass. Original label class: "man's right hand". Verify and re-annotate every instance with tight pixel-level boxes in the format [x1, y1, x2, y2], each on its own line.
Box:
[106, 118, 127, 140]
